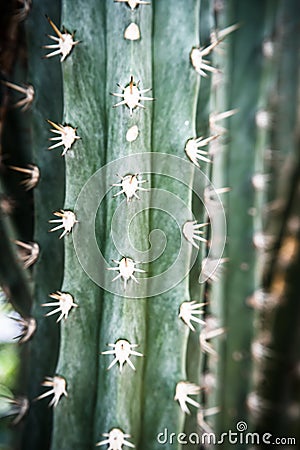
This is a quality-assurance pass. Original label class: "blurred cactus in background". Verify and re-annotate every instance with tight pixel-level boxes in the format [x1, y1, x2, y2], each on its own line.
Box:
[0, 1, 300, 449]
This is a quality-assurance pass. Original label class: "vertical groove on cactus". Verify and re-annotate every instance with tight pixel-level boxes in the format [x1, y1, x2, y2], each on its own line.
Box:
[141, 2, 200, 449]
[22, 1, 64, 448]
[204, 0, 230, 436]
[185, 0, 215, 444]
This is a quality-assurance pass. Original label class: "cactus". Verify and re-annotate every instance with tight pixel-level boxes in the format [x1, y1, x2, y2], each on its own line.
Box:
[1, 1, 300, 450]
